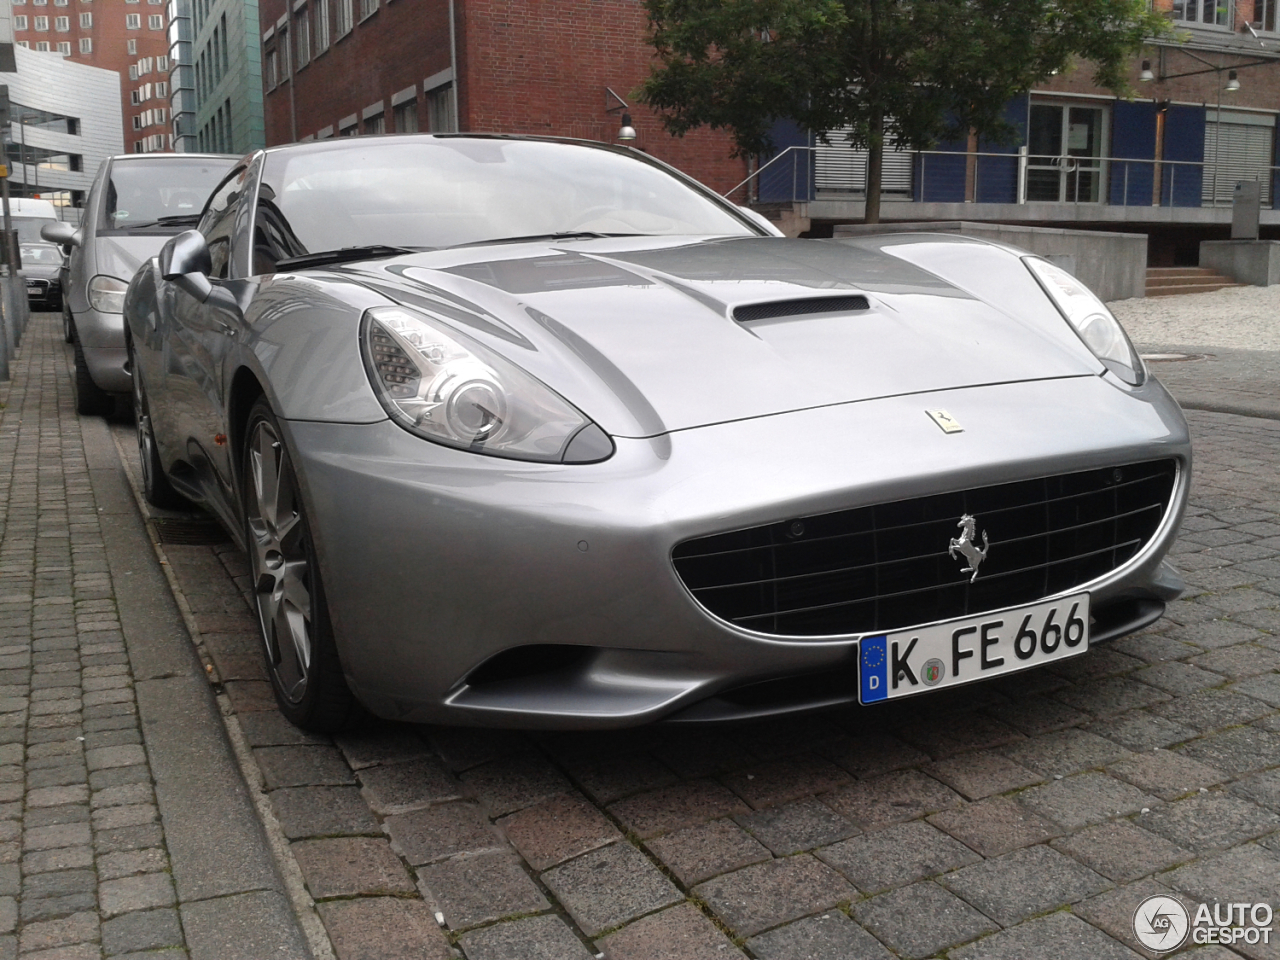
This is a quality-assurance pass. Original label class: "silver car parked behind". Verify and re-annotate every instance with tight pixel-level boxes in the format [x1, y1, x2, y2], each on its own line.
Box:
[42, 153, 237, 415]
[124, 136, 1190, 733]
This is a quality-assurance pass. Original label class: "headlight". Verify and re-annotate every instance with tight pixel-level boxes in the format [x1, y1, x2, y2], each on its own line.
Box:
[88, 275, 128, 314]
[1023, 258, 1144, 386]
[361, 305, 613, 463]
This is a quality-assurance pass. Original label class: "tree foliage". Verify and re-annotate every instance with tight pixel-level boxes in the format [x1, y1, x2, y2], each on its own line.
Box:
[639, 0, 1170, 220]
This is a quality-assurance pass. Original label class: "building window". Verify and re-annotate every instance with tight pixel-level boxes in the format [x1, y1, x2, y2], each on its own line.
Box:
[1171, 0, 1231, 26]
[426, 83, 455, 133]
[36, 40, 50, 50]
[16, 41, 28, 48]
[364, 112, 384, 134]
[359, 0, 376, 20]
[54, 14, 67, 28]
[334, 0, 352, 36]
[295, 8, 310, 67]
[131, 89, 141, 104]
[313, 0, 329, 52]
[34, 16, 48, 29]
[32, 0, 45, 5]
[157, 55, 167, 70]
[1258, 0, 1277, 30]
[126, 13, 140, 27]
[13, 16, 26, 29]
[393, 98, 417, 133]
[156, 81, 167, 96]
[148, 14, 162, 28]
[78, 11, 90, 25]
[78, 36, 90, 52]
[12, 0, 24, 6]
[54, 0, 67, 5]
[339, 121, 356, 136]
[127, 38, 137, 53]
[129, 64, 138, 79]
[57, 40, 70, 53]
[132, 115, 142, 130]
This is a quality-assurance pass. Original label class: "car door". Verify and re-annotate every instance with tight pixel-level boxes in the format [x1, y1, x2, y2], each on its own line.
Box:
[165, 161, 255, 519]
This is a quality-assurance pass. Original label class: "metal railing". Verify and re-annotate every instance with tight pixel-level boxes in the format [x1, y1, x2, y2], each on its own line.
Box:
[728, 144, 1280, 211]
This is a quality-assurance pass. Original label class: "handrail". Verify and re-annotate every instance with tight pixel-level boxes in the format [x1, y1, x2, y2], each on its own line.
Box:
[728, 143, 1280, 208]
[723, 145, 814, 199]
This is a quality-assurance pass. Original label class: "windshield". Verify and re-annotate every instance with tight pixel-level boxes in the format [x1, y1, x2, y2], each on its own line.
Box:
[12, 217, 57, 243]
[256, 137, 756, 257]
[20, 243, 62, 264]
[101, 157, 237, 233]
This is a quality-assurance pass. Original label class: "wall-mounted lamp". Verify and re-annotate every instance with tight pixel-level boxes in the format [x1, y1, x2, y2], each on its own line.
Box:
[1225, 69, 1240, 92]
[605, 87, 637, 141]
[1139, 59, 1155, 82]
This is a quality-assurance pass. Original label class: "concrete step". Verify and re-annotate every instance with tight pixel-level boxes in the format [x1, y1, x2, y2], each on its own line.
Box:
[1145, 281, 1247, 297]
[1146, 267, 1221, 278]
[1145, 265, 1240, 297]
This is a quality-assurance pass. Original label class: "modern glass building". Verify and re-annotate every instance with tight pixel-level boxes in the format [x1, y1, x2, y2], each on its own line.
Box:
[168, 0, 262, 153]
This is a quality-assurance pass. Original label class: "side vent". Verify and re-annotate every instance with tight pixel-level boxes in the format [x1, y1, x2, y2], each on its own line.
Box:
[734, 295, 870, 323]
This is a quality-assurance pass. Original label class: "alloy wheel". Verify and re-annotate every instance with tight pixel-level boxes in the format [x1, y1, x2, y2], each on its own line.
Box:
[245, 420, 313, 704]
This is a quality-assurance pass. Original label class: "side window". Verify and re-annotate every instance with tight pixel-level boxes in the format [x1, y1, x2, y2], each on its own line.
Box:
[199, 166, 248, 279]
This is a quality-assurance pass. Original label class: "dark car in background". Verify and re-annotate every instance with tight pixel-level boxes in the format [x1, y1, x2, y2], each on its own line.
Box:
[19, 241, 65, 312]
[42, 153, 238, 415]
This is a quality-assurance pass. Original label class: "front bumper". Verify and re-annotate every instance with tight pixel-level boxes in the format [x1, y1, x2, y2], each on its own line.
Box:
[287, 372, 1191, 728]
[75, 306, 130, 393]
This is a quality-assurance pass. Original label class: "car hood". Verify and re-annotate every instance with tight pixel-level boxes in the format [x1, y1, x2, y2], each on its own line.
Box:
[22, 263, 61, 281]
[92, 233, 172, 283]
[345, 235, 1103, 438]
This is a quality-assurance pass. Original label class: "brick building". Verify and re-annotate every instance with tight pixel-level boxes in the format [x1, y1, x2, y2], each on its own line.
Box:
[255, 0, 748, 194]
[12, 0, 171, 154]
[758, 0, 1280, 262]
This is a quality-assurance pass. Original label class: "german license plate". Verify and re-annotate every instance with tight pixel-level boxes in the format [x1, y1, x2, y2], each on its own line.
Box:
[859, 593, 1090, 703]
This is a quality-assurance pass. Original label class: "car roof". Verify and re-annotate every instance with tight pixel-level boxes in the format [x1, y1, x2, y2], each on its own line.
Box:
[107, 153, 240, 164]
[259, 133, 630, 158]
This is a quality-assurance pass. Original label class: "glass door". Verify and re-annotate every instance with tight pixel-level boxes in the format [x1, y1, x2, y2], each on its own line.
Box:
[1026, 103, 1107, 203]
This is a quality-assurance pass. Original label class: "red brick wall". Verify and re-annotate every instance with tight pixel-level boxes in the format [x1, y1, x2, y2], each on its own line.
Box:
[259, 0, 452, 142]
[457, 0, 746, 193]
[260, 0, 746, 193]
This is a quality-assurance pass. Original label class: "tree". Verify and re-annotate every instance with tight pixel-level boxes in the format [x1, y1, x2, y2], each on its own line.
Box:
[639, 0, 1170, 222]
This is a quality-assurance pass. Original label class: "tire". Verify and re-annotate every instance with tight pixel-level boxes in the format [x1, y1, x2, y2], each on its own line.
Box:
[72, 332, 113, 417]
[242, 397, 359, 732]
[131, 349, 188, 509]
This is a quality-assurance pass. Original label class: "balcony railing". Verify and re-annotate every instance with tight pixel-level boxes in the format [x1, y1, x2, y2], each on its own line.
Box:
[728, 145, 1280, 211]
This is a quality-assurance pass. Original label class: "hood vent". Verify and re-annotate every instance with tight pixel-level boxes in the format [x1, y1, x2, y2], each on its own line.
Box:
[734, 295, 870, 323]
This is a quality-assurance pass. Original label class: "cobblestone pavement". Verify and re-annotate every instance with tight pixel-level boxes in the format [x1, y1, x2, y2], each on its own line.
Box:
[32, 300, 1279, 959]
[0, 316, 311, 960]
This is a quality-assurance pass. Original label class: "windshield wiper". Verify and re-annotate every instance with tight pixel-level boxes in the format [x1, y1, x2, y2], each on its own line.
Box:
[450, 231, 643, 249]
[276, 245, 426, 270]
[115, 214, 204, 230]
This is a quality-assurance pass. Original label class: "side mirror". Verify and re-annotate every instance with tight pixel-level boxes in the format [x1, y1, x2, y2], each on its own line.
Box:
[160, 229, 214, 302]
[41, 221, 81, 247]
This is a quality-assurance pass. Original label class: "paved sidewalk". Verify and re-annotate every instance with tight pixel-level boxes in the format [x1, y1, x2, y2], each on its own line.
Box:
[0, 315, 313, 960]
[4, 295, 1274, 960]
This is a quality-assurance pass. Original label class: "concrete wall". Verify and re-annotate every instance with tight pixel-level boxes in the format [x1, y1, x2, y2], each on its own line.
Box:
[0, 43, 124, 202]
[1199, 240, 1280, 286]
[833, 221, 1148, 302]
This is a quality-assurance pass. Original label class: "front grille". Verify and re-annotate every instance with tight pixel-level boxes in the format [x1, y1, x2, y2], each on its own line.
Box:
[25, 280, 48, 292]
[672, 459, 1177, 637]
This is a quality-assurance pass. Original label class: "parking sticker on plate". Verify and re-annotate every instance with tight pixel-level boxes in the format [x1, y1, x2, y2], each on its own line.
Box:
[859, 593, 1090, 703]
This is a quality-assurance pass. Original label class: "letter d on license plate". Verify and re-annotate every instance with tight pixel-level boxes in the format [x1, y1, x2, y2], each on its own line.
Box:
[859, 593, 1090, 703]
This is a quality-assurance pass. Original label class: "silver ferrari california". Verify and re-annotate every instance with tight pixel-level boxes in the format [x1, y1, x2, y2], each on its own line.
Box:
[123, 135, 1190, 732]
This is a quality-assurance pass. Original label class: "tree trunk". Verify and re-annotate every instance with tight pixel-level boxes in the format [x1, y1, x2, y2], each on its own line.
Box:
[865, 108, 884, 224]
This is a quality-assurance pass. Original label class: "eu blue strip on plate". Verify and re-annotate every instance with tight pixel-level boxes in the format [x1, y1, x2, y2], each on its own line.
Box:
[860, 635, 888, 703]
